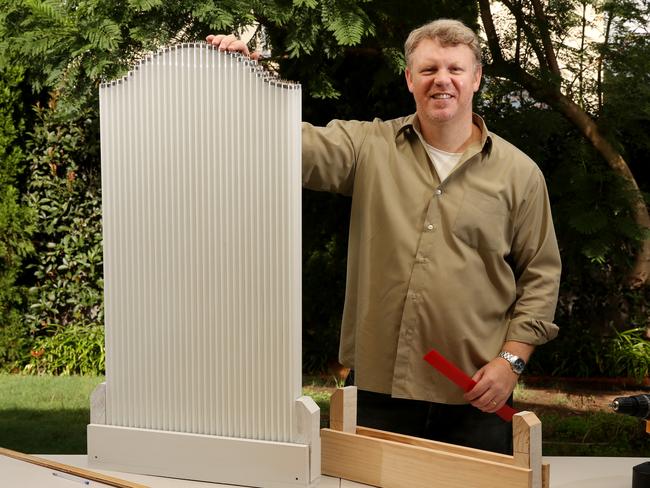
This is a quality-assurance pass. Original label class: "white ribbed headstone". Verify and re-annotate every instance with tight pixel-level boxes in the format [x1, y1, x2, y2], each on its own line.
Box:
[89, 44, 319, 488]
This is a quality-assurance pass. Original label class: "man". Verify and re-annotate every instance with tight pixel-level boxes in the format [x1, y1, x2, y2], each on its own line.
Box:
[207, 19, 561, 454]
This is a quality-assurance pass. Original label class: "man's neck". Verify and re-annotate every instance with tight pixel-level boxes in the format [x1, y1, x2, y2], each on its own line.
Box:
[419, 117, 480, 153]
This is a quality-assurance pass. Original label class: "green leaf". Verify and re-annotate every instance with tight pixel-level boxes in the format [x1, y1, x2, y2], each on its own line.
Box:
[382, 47, 406, 74]
[24, 0, 69, 25]
[82, 19, 122, 51]
[308, 75, 340, 99]
[321, 2, 374, 46]
[293, 0, 318, 7]
[128, 0, 163, 12]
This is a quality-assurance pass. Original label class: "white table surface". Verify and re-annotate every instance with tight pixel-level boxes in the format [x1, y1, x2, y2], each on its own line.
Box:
[1, 454, 647, 488]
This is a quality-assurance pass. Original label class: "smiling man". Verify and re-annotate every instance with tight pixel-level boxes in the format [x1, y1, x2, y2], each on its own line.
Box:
[405, 36, 481, 149]
[208, 18, 561, 454]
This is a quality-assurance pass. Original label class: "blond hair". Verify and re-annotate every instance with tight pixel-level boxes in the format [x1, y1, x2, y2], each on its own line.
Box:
[404, 19, 482, 68]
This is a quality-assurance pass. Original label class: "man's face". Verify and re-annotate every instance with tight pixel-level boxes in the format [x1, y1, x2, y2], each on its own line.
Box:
[405, 38, 481, 127]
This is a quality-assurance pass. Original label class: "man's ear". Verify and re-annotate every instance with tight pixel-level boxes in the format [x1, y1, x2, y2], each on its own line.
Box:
[405, 67, 414, 93]
[473, 64, 482, 92]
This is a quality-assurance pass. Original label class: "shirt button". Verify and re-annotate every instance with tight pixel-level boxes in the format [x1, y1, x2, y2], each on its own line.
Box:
[434, 188, 443, 196]
[427, 224, 434, 230]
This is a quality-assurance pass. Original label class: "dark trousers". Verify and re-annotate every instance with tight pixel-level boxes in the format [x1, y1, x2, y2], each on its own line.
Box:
[350, 384, 513, 454]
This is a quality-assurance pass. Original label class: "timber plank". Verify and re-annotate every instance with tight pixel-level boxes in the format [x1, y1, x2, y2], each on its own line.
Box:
[0, 447, 148, 488]
[356, 426, 516, 466]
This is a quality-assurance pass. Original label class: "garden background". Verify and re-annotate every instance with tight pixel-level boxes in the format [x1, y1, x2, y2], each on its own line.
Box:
[0, 0, 648, 456]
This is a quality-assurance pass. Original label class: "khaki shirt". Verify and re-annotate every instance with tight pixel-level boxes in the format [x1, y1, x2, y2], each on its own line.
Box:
[302, 114, 561, 404]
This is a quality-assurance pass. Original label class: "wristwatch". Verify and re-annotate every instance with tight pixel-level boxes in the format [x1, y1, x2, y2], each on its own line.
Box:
[498, 351, 526, 375]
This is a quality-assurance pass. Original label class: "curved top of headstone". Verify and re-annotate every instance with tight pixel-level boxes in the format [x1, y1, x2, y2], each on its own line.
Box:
[101, 42, 300, 90]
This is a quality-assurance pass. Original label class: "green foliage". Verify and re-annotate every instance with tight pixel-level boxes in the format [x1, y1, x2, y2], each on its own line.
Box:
[0, 0, 395, 104]
[607, 327, 650, 382]
[0, 0, 259, 111]
[271, 1, 478, 102]
[320, 1, 375, 46]
[26, 324, 105, 375]
[191, 1, 256, 32]
[550, 146, 645, 266]
[0, 59, 35, 371]
[0, 0, 647, 380]
[294, 0, 318, 9]
[0, 185, 34, 369]
[22, 101, 103, 358]
[599, 4, 650, 194]
[302, 192, 350, 372]
[128, 0, 163, 10]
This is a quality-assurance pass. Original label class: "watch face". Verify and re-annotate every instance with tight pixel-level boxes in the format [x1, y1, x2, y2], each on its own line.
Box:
[513, 358, 525, 374]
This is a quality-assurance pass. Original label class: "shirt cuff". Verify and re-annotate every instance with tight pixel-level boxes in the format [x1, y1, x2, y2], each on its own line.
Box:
[505, 316, 559, 345]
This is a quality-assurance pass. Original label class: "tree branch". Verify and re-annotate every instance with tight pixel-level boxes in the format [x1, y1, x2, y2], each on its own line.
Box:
[478, 0, 504, 63]
[529, 0, 562, 76]
[514, 0, 522, 64]
[578, 1, 587, 105]
[597, 9, 614, 113]
[498, 0, 549, 72]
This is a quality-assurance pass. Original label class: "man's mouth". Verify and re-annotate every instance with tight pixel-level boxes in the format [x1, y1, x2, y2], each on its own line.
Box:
[431, 93, 453, 99]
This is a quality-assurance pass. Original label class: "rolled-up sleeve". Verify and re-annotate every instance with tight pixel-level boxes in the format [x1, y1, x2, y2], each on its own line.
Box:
[506, 168, 561, 345]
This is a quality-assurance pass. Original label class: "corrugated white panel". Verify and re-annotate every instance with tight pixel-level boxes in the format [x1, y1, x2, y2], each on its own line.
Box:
[100, 44, 302, 443]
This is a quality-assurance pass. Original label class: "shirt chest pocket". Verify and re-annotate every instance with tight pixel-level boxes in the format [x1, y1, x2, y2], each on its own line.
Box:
[452, 191, 508, 252]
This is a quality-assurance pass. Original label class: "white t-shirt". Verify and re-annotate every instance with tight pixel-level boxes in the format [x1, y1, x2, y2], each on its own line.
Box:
[422, 140, 463, 182]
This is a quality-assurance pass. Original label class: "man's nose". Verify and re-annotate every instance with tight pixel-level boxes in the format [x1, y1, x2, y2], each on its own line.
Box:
[433, 71, 451, 86]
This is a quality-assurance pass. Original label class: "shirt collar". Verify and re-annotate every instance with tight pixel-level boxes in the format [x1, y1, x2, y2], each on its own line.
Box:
[396, 113, 493, 154]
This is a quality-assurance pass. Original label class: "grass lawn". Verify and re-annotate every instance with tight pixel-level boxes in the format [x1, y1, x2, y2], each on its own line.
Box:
[0, 374, 104, 454]
[1, 374, 648, 456]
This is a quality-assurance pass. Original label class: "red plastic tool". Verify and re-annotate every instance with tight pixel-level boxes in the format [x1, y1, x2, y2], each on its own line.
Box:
[424, 349, 518, 422]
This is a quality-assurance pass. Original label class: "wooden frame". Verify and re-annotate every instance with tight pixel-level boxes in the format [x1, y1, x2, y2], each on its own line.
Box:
[321, 387, 549, 488]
